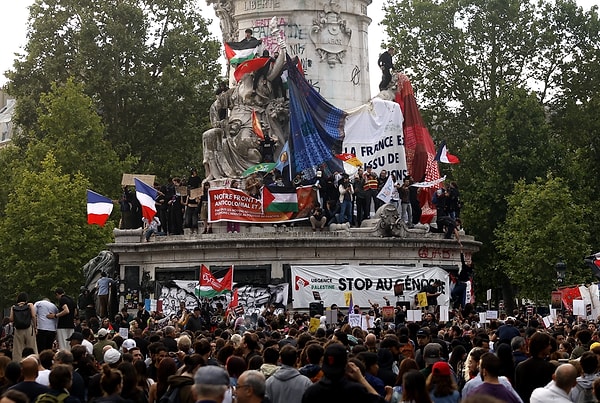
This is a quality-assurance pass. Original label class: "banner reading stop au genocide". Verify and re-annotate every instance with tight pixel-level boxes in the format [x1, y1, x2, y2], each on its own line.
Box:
[291, 265, 450, 308]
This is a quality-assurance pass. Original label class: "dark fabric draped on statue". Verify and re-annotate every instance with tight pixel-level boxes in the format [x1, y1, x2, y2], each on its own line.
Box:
[286, 56, 345, 178]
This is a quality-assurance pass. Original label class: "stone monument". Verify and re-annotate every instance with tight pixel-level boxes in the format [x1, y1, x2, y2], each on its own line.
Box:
[208, 0, 373, 110]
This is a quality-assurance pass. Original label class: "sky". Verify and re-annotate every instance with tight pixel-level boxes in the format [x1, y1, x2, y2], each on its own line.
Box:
[0, 0, 598, 98]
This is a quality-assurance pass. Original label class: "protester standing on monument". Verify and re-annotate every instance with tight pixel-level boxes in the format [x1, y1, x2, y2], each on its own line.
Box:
[338, 174, 354, 225]
[200, 181, 213, 234]
[241, 28, 256, 42]
[225, 181, 241, 234]
[378, 47, 395, 91]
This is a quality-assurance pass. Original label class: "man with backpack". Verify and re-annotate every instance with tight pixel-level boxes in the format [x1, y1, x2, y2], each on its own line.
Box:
[10, 292, 37, 362]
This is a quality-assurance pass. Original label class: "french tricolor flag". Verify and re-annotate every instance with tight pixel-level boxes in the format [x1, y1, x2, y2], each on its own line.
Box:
[434, 141, 460, 164]
[134, 178, 158, 221]
[87, 190, 113, 227]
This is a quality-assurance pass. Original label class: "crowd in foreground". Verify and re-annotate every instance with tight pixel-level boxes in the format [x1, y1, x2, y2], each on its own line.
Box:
[1, 288, 600, 403]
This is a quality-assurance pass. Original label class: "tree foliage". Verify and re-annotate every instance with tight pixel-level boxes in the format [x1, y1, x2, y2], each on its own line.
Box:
[382, 0, 600, 303]
[457, 87, 557, 256]
[382, 0, 597, 122]
[7, 0, 222, 179]
[32, 79, 133, 195]
[495, 176, 591, 301]
[0, 153, 113, 306]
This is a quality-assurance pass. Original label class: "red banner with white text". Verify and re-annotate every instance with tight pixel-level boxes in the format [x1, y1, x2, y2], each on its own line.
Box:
[208, 186, 316, 224]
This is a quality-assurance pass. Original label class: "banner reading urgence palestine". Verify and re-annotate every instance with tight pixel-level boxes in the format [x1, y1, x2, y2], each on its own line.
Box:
[291, 265, 450, 308]
[208, 186, 316, 224]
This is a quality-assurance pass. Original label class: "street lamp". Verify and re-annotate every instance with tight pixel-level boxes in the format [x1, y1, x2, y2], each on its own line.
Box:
[556, 259, 567, 286]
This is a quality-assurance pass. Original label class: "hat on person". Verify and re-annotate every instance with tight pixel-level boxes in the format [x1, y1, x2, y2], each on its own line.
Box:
[590, 342, 600, 351]
[103, 348, 122, 365]
[322, 343, 348, 380]
[122, 339, 136, 351]
[97, 328, 108, 338]
[423, 343, 442, 365]
[193, 366, 230, 386]
[431, 361, 451, 376]
[66, 332, 83, 342]
[416, 328, 431, 337]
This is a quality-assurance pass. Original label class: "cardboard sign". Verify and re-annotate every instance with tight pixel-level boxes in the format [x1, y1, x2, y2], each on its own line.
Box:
[122, 174, 155, 187]
[348, 313, 362, 328]
[417, 292, 428, 307]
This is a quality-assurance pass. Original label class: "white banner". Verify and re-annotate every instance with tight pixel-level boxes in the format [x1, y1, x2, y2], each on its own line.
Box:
[291, 265, 450, 308]
[159, 280, 289, 316]
[411, 176, 447, 188]
[344, 98, 408, 179]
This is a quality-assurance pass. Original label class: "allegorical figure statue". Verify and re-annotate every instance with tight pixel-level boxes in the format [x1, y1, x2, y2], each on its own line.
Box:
[203, 29, 289, 180]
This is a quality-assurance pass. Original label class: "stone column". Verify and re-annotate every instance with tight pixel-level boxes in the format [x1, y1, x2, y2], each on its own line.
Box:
[211, 0, 373, 110]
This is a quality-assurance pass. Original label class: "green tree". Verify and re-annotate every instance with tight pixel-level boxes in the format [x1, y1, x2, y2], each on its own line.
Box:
[0, 153, 113, 307]
[7, 0, 221, 179]
[495, 176, 591, 301]
[381, 0, 596, 124]
[30, 78, 133, 196]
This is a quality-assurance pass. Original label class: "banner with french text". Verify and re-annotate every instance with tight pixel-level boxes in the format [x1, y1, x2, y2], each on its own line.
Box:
[344, 98, 408, 179]
[208, 186, 315, 224]
[291, 265, 449, 308]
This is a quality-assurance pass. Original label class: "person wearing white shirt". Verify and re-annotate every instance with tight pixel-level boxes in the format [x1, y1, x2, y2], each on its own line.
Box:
[34, 298, 58, 351]
[530, 363, 578, 403]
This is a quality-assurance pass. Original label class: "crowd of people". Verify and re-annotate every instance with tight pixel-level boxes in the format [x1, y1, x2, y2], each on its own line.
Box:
[1, 284, 600, 403]
[119, 165, 463, 244]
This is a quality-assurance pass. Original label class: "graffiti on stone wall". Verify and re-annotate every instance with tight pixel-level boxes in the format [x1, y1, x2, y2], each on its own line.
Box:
[251, 18, 316, 81]
[351, 65, 361, 85]
[158, 280, 289, 316]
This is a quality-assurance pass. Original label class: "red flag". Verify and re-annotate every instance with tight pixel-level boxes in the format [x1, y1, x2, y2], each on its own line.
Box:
[229, 288, 239, 308]
[297, 58, 304, 76]
[234, 57, 270, 82]
[560, 286, 582, 312]
[251, 109, 265, 140]
[395, 73, 440, 223]
[335, 153, 362, 167]
[225, 288, 239, 318]
[197, 265, 234, 298]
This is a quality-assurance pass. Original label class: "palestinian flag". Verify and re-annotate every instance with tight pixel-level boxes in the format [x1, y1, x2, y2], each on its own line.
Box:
[262, 186, 298, 213]
[225, 38, 262, 66]
[195, 265, 234, 298]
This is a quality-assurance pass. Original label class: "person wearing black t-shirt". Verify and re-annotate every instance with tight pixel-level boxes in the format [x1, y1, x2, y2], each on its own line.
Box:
[48, 287, 76, 350]
[378, 48, 395, 90]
